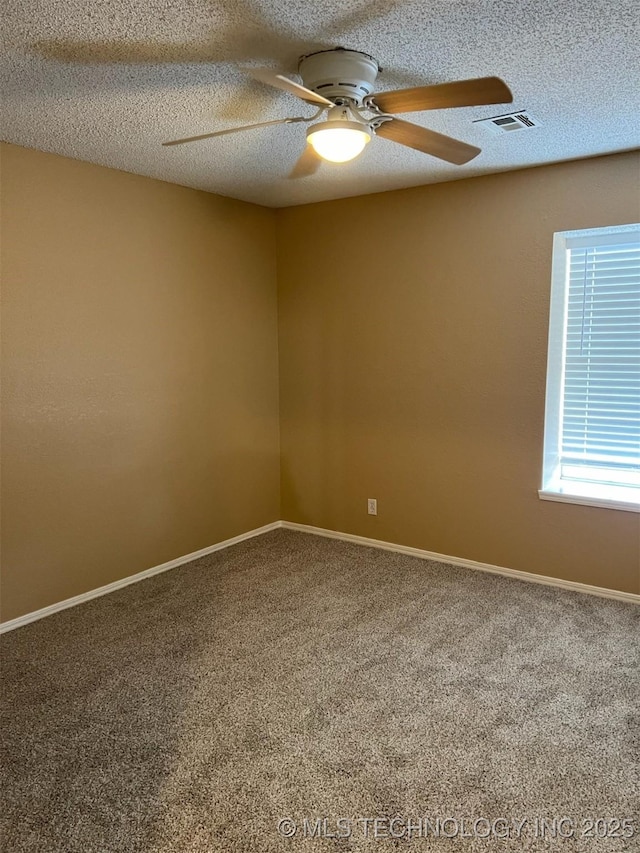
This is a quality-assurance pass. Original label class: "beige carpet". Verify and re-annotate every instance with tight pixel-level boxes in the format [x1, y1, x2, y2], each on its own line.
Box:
[2, 529, 638, 852]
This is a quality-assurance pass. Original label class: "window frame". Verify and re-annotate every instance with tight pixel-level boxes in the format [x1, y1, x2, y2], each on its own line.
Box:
[539, 223, 640, 513]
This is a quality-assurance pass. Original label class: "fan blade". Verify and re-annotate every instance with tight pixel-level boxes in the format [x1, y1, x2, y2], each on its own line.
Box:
[375, 118, 481, 165]
[373, 76, 513, 114]
[247, 68, 333, 107]
[289, 145, 322, 179]
[163, 117, 304, 147]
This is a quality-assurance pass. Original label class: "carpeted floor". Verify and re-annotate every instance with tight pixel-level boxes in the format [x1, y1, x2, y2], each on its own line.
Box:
[1, 529, 639, 852]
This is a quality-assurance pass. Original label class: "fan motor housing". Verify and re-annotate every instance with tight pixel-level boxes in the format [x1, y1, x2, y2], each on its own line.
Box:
[298, 48, 380, 104]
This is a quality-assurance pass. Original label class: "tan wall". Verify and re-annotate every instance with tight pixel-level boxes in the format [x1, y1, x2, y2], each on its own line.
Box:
[277, 152, 640, 594]
[2, 146, 638, 623]
[1, 143, 280, 622]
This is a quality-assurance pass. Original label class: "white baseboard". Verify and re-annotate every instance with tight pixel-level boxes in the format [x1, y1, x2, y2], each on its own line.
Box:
[3, 518, 637, 633]
[0, 521, 282, 634]
[281, 521, 640, 605]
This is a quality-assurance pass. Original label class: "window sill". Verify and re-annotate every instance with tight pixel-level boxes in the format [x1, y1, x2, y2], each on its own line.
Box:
[539, 487, 640, 513]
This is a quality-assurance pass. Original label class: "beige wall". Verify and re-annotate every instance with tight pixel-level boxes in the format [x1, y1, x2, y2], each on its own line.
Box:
[277, 152, 640, 594]
[1, 143, 280, 621]
[2, 146, 638, 623]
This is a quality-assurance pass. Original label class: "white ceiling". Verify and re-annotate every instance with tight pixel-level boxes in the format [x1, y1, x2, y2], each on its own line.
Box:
[2, 0, 639, 208]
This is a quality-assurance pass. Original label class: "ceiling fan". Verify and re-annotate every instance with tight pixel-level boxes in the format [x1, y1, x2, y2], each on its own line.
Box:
[163, 48, 513, 178]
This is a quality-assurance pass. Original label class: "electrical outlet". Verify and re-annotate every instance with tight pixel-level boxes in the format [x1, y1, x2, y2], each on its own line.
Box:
[367, 498, 377, 516]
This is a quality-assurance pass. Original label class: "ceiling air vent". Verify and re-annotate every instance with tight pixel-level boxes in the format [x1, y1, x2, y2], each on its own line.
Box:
[474, 110, 541, 134]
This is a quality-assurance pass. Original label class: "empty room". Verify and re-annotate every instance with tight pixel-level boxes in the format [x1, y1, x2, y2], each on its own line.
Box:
[1, 1, 639, 851]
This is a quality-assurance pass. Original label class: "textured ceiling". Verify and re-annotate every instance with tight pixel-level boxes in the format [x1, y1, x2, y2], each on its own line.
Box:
[2, 0, 639, 207]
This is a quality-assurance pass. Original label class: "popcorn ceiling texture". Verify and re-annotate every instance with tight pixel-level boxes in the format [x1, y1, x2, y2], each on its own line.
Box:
[1, 529, 639, 852]
[2, 0, 639, 207]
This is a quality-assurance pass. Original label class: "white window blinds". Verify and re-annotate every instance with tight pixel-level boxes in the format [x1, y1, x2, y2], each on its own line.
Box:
[541, 224, 640, 511]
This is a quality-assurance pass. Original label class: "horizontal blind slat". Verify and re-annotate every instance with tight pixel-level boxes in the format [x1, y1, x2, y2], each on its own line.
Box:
[558, 236, 640, 477]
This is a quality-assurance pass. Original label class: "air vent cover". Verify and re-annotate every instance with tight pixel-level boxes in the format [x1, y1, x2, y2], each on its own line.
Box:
[474, 110, 541, 134]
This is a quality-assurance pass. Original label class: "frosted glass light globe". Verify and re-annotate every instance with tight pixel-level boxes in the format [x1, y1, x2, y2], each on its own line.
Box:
[307, 122, 371, 163]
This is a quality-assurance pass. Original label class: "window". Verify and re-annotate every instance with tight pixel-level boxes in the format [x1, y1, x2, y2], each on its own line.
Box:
[540, 223, 640, 512]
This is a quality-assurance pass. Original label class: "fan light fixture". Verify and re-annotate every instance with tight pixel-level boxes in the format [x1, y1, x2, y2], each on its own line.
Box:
[306, 106, 371, 163]
[162, 49, 514, 174]
[307, 121, 371, 162]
